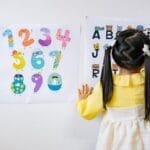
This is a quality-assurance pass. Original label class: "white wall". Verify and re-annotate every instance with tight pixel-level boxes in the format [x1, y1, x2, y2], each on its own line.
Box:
[0, 0, 150, 150]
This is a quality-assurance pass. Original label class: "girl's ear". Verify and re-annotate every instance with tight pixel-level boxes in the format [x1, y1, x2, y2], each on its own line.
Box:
[140, 64, 144, 71]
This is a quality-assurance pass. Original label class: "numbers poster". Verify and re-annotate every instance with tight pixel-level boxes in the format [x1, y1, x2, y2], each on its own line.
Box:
[85, 17, 150, 86]
[0, 24, 80, 103]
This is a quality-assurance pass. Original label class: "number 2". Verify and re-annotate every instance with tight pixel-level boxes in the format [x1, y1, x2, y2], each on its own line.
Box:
[18, 28, 34, 47]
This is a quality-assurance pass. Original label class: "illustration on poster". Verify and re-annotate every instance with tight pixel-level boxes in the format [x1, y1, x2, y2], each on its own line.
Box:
[1, 26, 71, 94]
[89, 23, 150, 82]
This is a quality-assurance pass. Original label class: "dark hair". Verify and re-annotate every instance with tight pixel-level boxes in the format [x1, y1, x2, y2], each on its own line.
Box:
[100, 29, 150, 120]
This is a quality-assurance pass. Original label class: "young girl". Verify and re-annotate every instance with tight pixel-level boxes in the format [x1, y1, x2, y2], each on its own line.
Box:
[77, 29, 150, 150]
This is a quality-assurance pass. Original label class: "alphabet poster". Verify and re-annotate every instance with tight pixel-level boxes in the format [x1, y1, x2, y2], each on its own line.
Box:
[85, 17, 150, 86]
[0, 24, 80, 103]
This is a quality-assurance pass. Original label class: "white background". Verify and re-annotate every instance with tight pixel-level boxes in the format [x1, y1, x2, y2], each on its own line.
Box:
[0, 0, 150, 150]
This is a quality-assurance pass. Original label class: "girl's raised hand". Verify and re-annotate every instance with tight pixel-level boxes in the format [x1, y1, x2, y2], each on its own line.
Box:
[78, 84, 93, 100]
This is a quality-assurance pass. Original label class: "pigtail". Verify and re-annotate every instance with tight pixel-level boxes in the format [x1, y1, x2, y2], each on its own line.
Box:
[100, 46, 113, 109]
[142, 31, 150, 120]
[144, 55, 150, 120]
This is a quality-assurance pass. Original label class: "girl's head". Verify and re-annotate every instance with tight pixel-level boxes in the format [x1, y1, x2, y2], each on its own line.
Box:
[112, 29, 150, 70]
[101, 28, 150, 120]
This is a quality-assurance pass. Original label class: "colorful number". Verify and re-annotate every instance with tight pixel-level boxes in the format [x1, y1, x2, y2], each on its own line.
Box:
[18, 28, 34, 47]
[11, 74, 26, 94]
[56, 28, 71, 48]
[12, 50, 26, 70]
[39, 28, 51, 46]
[31, 50, 45, 69]
[49, 50, 62, 69]
[47, 73, 62, 91]
[32, 73, 43, 93]
[3, 29, 14, 48]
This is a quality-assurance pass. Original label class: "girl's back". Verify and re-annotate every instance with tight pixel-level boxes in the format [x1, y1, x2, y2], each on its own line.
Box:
[77, 29, 150, 150]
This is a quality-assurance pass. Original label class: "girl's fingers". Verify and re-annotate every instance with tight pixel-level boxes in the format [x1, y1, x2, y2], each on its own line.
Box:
[82, 85, 85, 95]
[78, 84, 93, 99]
[85, 84, 89, 94]
[78, 89, 83, 100]
[83, 84, 87, 95]
[89, 87, 93, 94]
[78, 89, 81, 96]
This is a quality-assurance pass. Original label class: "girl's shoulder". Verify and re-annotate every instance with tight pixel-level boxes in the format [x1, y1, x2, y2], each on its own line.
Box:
[113, 71, 145, 86]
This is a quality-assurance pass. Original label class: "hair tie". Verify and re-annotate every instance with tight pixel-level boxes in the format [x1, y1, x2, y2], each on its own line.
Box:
[103, 40, 116, 50]
[143, 28, 150, 40]
[143, 44, 150, 56]
[110, 40, 116, 47]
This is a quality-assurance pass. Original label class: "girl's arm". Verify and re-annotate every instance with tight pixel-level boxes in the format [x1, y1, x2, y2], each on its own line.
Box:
[76, 82, 105, 120]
